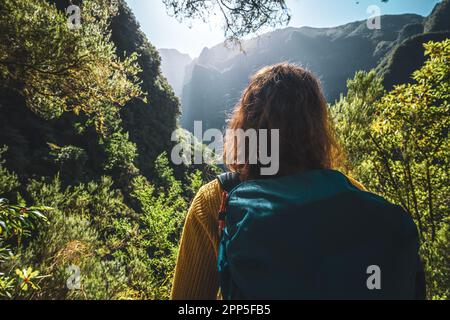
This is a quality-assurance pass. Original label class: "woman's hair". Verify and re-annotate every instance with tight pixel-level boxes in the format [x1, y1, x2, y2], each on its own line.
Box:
[223, 63, 342, 180]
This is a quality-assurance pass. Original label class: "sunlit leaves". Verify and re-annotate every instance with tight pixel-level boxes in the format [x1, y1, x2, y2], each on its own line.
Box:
[333, 39, 450, 299]
[0, 152, 50, 298]
[0, 0, 144, 133]
[0, 198, 50, 241]
[15, 267, 40, 291]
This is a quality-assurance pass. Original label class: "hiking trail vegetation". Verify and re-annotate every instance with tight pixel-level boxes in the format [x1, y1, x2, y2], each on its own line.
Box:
[0, 0, 448, 299]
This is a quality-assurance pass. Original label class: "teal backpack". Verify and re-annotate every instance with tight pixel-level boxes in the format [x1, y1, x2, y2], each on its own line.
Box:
[217, 170, 425, 300]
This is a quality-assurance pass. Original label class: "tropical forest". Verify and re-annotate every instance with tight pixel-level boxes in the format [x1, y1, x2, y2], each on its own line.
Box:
[0, 0, 448, 300]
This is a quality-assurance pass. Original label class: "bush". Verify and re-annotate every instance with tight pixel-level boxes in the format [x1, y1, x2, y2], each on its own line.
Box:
[0, 146, 207, 299]
[332, 40, 450, 299]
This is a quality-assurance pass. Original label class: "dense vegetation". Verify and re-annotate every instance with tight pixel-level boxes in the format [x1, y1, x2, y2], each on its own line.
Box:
[0, 0, 448, 300]
[377, 1, 450, 90]
[332, 39, 450, 300]
[0, 0, 212, 299]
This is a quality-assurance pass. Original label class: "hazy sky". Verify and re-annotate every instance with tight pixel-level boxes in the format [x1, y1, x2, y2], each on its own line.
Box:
[125, 0, 441, 58]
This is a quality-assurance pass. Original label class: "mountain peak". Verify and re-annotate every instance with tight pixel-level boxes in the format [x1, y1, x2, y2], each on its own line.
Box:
[158, 48, 193, 98]
[424, 0, 450, 32]
[159, 48, 192, 61]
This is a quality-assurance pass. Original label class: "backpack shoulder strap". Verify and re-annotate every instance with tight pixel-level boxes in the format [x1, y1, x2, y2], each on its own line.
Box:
[217, 172, 240, 235]
[217, 172, 241, 193]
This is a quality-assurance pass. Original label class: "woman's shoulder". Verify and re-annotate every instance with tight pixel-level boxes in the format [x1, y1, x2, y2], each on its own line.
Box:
[197, 179, 222, 202]
[189, 179, 222, 222]
[192, 173, 366, 210]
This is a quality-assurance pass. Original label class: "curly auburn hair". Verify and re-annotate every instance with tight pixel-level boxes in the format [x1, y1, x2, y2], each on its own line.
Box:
[223, 63, 342, 180]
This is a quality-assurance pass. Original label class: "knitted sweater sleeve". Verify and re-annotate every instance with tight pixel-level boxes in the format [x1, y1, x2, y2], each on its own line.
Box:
[171, 180, 222, 300]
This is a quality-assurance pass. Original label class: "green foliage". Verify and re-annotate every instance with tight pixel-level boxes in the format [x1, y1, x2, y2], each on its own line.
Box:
[377, 32, 450, 91]
[0, 0, 212, 300]
[0, 0, 182, 194]
[48, 144, 89, 181]
[102, 131, 137, 171]
[0, 0, 144, 130]
[0, 150, 49, 299]
[0, 146, 19, 194]
[0, 197, 49, 243]
[0, 0, 151, 190]
[332, 70, 385, 173]
[1, 0, 445, 302]
[111, 1, 180, 178]
[0, 148, 206, 299]
[131, 153, 189, 299]
[333, 39, 450, 299]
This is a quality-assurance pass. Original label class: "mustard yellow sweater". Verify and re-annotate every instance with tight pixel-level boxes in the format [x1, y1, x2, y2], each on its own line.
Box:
[171, 176, 366, 300]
